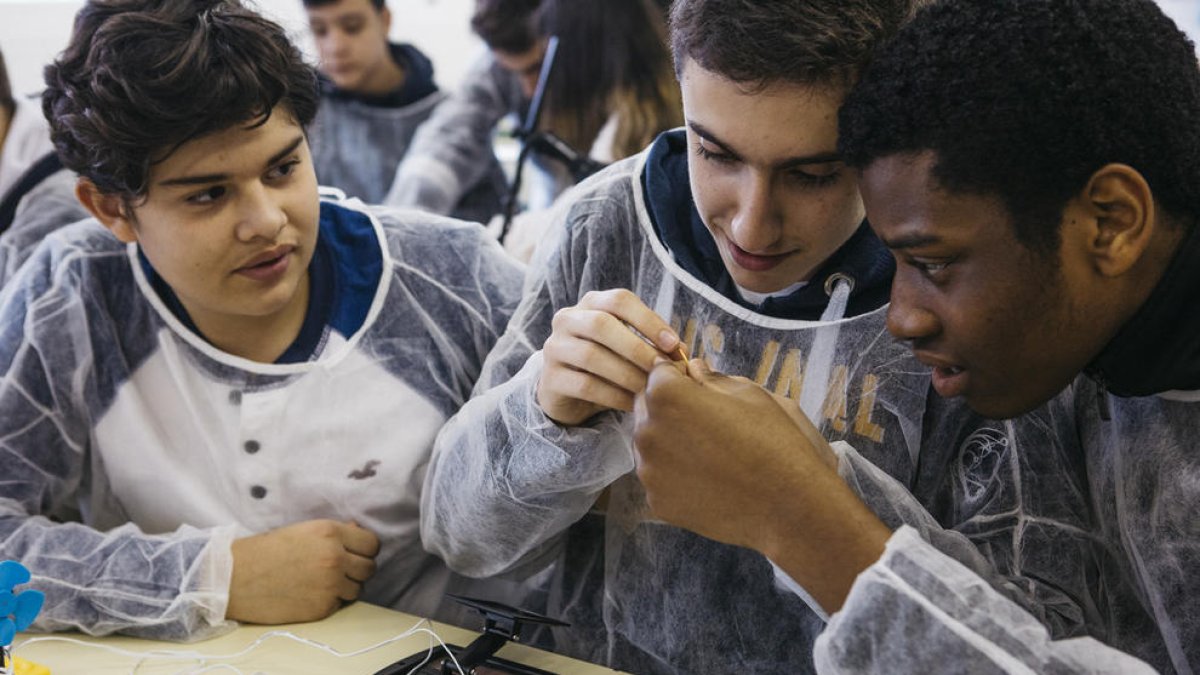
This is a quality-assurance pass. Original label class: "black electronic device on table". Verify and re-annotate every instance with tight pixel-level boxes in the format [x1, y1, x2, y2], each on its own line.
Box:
[373, 595, 570, 675]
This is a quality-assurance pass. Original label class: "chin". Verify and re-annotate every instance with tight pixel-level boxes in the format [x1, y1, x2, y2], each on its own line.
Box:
[964, 391, 1042, 421]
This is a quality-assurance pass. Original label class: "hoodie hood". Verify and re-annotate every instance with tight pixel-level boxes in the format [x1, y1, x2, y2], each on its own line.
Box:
[320, 42, 438, 108]
[640, 129, 893, 321]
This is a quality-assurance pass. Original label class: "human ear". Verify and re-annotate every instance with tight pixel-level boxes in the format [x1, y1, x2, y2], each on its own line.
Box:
[75, 178, 138, 243]
[381, 6, 392, 33]
[1079, 163, 1155, 278]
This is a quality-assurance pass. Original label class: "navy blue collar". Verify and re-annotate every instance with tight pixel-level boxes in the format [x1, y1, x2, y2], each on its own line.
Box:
[641, 130, 894, 320]
[138, 202, 383, 364]
[319, 43, 438, 108]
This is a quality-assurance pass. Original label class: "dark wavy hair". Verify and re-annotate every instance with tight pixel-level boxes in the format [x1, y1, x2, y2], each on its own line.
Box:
[535, 0, 681, 159]
[839, 0, 1200, 253]
[43, 0, 319, 200]
[0, 46, 12, 114]
[471, 0, 541, 54]
[669, 0, 921, 91]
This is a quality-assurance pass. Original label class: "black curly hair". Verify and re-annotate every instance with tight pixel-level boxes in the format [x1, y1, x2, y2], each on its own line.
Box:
[839, 0, 1200, 253]
[43, 0, 319, 201]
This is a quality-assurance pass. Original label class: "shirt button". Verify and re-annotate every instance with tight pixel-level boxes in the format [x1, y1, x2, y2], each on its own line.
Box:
[244, 440, 261, 454]
[228, 390, 242, 405]
[250, 485, 267, 499]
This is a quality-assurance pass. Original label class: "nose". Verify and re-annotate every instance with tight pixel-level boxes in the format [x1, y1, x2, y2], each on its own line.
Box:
[886, 274, 941, 342]
[728, 172, 781, 252]
[322, 29, 350, 59]
[235, 184, 287, 243]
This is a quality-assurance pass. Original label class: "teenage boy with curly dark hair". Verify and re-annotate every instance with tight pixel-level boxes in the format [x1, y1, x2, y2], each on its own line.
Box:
[0, 0, 523, 639]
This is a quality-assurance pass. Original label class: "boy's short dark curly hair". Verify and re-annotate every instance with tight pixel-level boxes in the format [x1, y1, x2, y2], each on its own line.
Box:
[838, 0, 1200, 253]
[43, 0, 319, 200]
[668, 0, 920, 91]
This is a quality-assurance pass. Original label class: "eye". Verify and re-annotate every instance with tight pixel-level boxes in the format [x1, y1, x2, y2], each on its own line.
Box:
[341, 18, 365, 34]
[694, 140, 735, 165]
[787, 168, 840, 188]
[266, 159, 302, 181]
[186, 185, 226, 205]
[909, 257, 956, 282]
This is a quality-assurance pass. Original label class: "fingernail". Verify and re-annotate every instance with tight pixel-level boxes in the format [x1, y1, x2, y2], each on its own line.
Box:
[658, 330, 679, 349]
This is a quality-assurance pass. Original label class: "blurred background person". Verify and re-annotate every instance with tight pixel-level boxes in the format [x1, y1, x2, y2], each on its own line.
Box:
[387, 0, 682, 259]
[0, 45, 53, 203]
[303, 0, 506, 222]
[0, 43, 84, 286]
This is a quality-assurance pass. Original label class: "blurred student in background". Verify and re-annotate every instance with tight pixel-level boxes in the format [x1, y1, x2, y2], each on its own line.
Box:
[0, 46, 54, 203]
[303, 0, 506, 222]
[0, 44, 85, 285]
[386, 0, 681, 259]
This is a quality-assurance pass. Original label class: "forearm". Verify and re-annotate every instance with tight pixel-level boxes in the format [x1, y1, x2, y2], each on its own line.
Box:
[387, 58, 515, 212]
[831, 439, 1103, 638]
[2, 514, 238, 641]
[814, 526, 1156, 675]
[755, 464, 892, 615]
[422, 355, 634, 577]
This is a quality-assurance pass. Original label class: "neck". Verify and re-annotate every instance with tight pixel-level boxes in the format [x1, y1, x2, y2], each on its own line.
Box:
[187, 272, 311, 363]
[358, 52, 406, 97]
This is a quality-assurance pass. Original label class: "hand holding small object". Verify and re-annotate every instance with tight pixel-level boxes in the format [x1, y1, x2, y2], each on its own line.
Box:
[537, 288, 683, 425]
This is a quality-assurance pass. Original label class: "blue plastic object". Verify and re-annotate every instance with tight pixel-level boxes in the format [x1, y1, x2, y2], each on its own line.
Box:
[0, 561, 43, 648]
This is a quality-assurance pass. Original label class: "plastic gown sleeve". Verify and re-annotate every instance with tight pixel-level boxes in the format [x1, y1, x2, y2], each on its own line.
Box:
[385, 52, 524, 214]
[0, 246, 237, 640]
[799, 440, 1154, 673]
[0, 168, 90, 287]
[424, 353, 635, 578]
[813, 526, 1156, 674]
[422, 198, 635, 579]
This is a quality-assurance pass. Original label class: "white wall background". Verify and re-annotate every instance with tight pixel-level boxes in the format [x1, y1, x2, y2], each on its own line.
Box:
[0, 0, 482, 97]
[2, 0, 1199, 98]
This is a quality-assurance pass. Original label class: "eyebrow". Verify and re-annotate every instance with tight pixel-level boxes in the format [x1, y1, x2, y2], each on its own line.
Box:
[687, 122, 843, 169]
[879, 233, 943, 250]
[158, 135, 305, 187]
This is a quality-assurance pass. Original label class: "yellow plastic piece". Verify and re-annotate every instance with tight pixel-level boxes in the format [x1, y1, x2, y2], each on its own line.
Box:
[12, 656, 51, 675]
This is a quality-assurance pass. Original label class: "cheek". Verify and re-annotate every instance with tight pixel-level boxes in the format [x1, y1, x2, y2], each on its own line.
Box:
[780, 186, 863, 241]
[687, 164, 737, 226]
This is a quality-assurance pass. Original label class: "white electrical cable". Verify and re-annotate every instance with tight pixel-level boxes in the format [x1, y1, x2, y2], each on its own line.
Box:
[14, 618, 467, 675]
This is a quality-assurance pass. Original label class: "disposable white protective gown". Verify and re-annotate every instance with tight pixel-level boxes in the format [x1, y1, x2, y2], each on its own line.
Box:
[422, 132, 1119, 673]
[0, 199, 524, 640]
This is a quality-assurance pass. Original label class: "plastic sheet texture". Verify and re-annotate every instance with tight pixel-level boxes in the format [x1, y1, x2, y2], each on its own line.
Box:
[0, 200, 524, 639]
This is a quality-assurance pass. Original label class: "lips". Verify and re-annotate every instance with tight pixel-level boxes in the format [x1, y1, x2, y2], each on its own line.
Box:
[238, 245, 294, 270]
[724, 237, 795, 272]
[915, 350, 970, 398]
[234, 245, 295, 282]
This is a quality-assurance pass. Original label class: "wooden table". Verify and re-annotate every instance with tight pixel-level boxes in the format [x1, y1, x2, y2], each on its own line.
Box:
[12, 601, 622, 674]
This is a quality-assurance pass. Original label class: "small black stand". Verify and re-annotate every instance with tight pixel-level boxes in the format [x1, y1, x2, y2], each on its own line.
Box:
[373, 594, 570, 675]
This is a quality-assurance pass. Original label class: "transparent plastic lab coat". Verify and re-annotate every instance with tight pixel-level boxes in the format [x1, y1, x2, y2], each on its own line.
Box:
[817, 375, 1199, 675]
[0, 167, 89, 286]
[0, 200, 523, 639]
[422, 151, 1107, 673]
